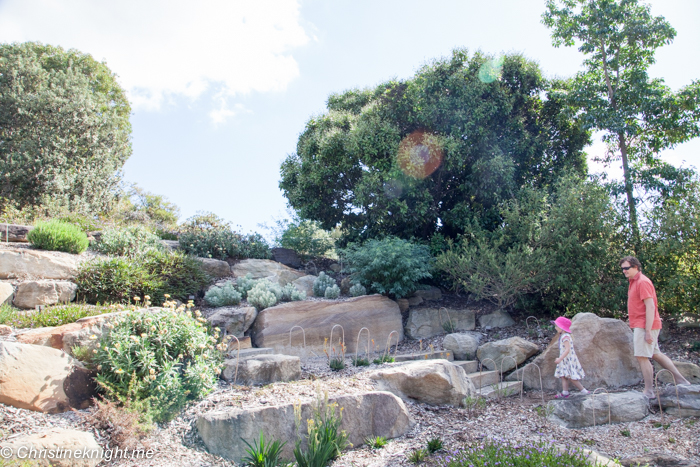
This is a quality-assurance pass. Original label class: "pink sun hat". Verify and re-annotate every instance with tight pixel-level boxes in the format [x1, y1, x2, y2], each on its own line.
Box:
[551, 316, 572, 333]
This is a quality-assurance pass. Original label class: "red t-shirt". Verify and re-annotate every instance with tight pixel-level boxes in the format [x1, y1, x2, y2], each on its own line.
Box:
[627, 272, 662, 330]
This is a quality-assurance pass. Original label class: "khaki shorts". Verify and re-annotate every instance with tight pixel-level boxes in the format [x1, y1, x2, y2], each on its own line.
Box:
[633, 328, 661, 358]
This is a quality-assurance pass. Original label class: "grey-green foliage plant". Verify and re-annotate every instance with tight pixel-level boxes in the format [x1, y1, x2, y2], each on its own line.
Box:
[27, 219, 89, 254]
[247, 280, 280, 311]
[342, 237, 433, 299]
[324, 284, 340, 299]
[0, 42, 132, 214]
[348, 283, 366, 297]
[204, 282, 242, 307]
[281, 283, 306, 302]
[235, 273, 257, 299]
[93, 225, 165, 257]
[313, 272, 336, 297]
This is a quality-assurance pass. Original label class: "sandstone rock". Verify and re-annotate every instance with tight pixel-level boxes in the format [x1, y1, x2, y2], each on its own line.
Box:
[207, 306, 257, 338]
[223, 354, 301, 385]
[478, 310, 515, 328]
[340, 277, 352, 295]
[405, 307, 475, 339]
[197, 391, 413, 462]
[477, 337, 539, 372]
[0, 281, 13, 305]
[196, 257, 231, 277]
[412, 286, 442, 301]
[653, 360, 700, 385]
[13, 280, 77, 309]
[161, 239, 180, 250]
[651, 384, 700, 417]
[0, 342, 95, 412]
[0, 223, 33, 242]
[271, 248, 301, 268]
[514, 313, 642, 391]
[329, 263, 341, 273]
[621, 454, 695, 467]
[443, 332, 481, 360]
[369, 359, 475, 406]
[548, 391, 648, 428]
[292, 275, 317, 297]
[250, 295, 403, 356]
[0, 428, 103, 467]
[396, 298, 409, 313]
[0, 249, 79, 280]
[232, 259, 306, 286]
[408, 296, 423, 307]
[0, 325, 11, 336]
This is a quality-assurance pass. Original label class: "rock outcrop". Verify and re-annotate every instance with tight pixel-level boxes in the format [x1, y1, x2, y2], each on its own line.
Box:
[196, 257, 231, 277]
[0, 249, 79, 280]
[223, 354, 301, 385]
[0, 223, 33, 242]
[13, 280, 77, 309]
[548, 391, 649, 428]
[0, 282, 13, 305]
[0, 428, 103, 467]
[443, 332, 481, 361]
[206, 306, 257, 338]
[476, 337, 539, 372]
[404, 307, 476, 339]
[478, 310, 515, 328]
[651, 384, 700, 417]
[232, 259, 306, 286]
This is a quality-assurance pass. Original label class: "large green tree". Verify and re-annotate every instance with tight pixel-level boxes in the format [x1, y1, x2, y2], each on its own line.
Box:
[0, 42, 132, 214]
[542, 0, 700, 252]
[280, 49, 589, 243]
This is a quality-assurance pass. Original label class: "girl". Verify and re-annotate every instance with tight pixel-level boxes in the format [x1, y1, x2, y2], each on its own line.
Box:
[552, 316, 589, 398]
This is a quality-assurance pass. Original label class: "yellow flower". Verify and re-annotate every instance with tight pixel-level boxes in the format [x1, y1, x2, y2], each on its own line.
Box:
[115, 368, 124, 374]
[89, 334, 97, 340]
[134, 297, 141, 302]
[149, 368, 155, 375]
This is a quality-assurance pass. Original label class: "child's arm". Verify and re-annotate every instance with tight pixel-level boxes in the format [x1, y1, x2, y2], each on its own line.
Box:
[554, 338, 571, 364]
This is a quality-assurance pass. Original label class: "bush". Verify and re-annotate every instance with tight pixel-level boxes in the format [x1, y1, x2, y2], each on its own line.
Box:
[348, 283, 366, 297]
[278, 218, 335, 260]
[342, 237, 433, 298]
[242, 431, 287, 467]
[178, 213, 271, 260]
[247, 280, 280, 311]
[313, 272, 336, 297]
[93, 225, 164, 257]
[84, 392, 153, 450]
[204, 282, 242, 307]
[0, 303, 111, 328]
[235, 273, 257, 299]
[93, 307, 224, 423]
[293, 391, 349, 467]
[281, 283, 306, 302]
[434, 438, 592, 466]
[27, 219, 89, 254]
[324, 284, 340, 299]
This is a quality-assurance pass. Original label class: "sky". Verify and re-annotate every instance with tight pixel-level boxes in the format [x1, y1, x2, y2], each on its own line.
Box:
[1, 0, 699, 234]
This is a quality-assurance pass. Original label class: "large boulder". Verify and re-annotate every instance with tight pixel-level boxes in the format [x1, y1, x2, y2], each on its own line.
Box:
[13, 280, 78, 309]
[369, 359, 476, 406]
[223, 354, 301, 385]
[653, 360, 700, 385]
[412, 286, 442, 301]
[0, 249, 79, 280]
[196, 257, 231, 277]
[271, 248, 301, 268]
[0, 223, 33, 242]
[232, 259, 306, 286]
[198, 391, 413, 462]
[477, 337, 539, 372]
[0, 281, 13, 305]
[292, 275, 316, 297]
[513, 313, 641, 391]
[443, 332, 481, 360]
[548, 391, 649, 428]
[405, 307, 476, 339]
[0, 428, 103, 467]
[651, 384, 700, 417]
[249, 295, 403, 356]
[478, 310, 515, 328]
[206, 306, 257, 338]
[0, 341, 96, 412]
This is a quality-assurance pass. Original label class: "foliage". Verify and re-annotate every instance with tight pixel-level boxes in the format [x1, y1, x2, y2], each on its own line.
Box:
[241, 431, 287, 467]
[348, 283, 367, 297]
[280, 49, 589, 243]
[463, 395, 487, 417]
[372, 355, 395, 364]
[0, 303, 111, 328]
[247, 279, 281, 311]
[235, 273, 257, 299]
[281, 283, 306, 302]
[26, 219, 89, 254]
[276, 216, 336, 260]
[427, 437, 444, 454]
[114, 185, 180, 229]
[342, 237, 433, 298]
[93, 307, 224, 423]
[323, 284, 340, 299]
[365, 436, 387, 449]
[352, 356, 370, 367]
[542, 0, 700, 251]
[0, 42, 131, 215]
[329, 357, 345, 371]
[204, 282, 242, 307]
[407, 448, 428, 464]
[313, 272, 337, 297]
[92, 225, 165, 257]
[179, 212, 270, 260]
[434, 438, 592, 466]
[293, 391, 350, 467]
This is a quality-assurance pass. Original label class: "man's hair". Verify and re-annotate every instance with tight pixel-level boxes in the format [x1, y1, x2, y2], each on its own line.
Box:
[620, 256, 642, 270]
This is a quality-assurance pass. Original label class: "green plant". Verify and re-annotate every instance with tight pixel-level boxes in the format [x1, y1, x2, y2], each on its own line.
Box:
[620, 429, 631, 437]
[372, 355, 395, 364]
[348, 283, 366, 297]
[437, 439, 593, 466]
[463, 395, 487, 417]
[92, 225, 164, 257]
[690, 341, 700, 352]
[313, 272, 336, 297]
[442, 321, 456, 333]
[247, 280, 281, 311]
[324, 284, 340, 299]
[668, 437, 676, 444]
[364, 435, 387, 449]
[27, 219, 89, 254]
[235, 273, 257, 299]
[178, 214, 270, 260]
[329, 357, 345, 371]
[93, 306, 224, 423]
[281, 283, 306, 302]
[352, 356, 370, 367]
[534, 404, 554, 418]
[293, 391, 350, 467]
[407, 448, 428, 464]
[342, 237, 433, 299]
[0, 303, 111, 328]
[205, 282, 242, 307]
[70, 345, 95, 364]
[580, 438, 596, 446]
[427, 437, 443, 454]
[241, 431, 287, 467]
[278, 218, 336, 261]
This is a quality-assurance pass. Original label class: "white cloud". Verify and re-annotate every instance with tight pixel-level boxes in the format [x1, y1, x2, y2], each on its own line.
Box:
[0, 0, 309, 116]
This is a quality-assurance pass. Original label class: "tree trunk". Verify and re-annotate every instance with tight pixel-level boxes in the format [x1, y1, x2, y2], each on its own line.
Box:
[618, 133, 641, 253]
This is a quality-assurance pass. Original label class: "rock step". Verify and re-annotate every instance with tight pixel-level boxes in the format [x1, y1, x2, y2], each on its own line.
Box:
[228, 347, 274, 359]
[478, 380, 522, 399]
[466, 370, 500, 389]
[452, 360, 478, 374]
[394, 350, 454, 362]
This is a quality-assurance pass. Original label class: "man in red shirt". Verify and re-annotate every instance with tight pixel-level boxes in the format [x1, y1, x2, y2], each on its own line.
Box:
[621, 256, 690, 398]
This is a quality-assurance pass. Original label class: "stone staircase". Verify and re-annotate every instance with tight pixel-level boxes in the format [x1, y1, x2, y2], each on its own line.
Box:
[454, 360, 522, 399]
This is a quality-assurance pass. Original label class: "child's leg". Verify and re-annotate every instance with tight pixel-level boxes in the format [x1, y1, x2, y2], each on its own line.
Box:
[569, 379, 587, 392]
[561, 377, 570, 393]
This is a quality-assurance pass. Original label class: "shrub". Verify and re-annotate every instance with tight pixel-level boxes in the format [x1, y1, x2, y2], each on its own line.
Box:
[313, 272, 336, 297]
[0, 303, 111, 328]
[242, 431, 287, 467]
[427, 437, 443, 454]
[247, 280, 280, 311]
[293, 391, 349, 467]
[278, 218, 335, 260]
[93, 307, 224, 423]
[281, 283, 306, 302]
[407, 448, 428, 464]
[142, 250, 210, 304]
[342, 237, 433, 298]
[27, 219, 89, 254]
[178, 214, 271, 260]
[365, 435, 387, 449]
[324, 284, 340, 299]
[204, 282, 242, 307]
[235, 273, 257, 299]
[349, 283, 366, 297]
[83, 387, 153, 450]
[92, 225, 164, 257]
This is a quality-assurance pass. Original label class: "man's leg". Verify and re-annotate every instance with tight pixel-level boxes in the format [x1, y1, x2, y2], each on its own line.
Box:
[636, 356, 655, 398]
[651, 352, 691, 385]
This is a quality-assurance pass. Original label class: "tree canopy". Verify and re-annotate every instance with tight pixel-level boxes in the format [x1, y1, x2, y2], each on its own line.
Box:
[0, 42, 132, 214]
[280, 49, 590, 243]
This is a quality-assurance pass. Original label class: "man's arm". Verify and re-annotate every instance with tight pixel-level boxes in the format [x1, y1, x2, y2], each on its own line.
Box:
[643, 297, 654, 344]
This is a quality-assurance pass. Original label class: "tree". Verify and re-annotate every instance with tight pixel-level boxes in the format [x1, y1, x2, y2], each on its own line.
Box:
[0, 42, 132, 214]
[542, 0, 700, 253]
[280, 49, 589, 243]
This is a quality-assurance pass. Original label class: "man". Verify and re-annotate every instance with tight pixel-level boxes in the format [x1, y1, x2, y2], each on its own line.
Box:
[621, 256, 690, 398]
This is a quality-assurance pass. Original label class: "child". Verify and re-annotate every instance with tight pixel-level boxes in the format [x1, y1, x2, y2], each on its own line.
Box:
[552, 316, 589, 398]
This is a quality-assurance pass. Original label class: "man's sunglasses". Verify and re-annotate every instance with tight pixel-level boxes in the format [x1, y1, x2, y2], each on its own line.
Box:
[621, 266, 634, 271]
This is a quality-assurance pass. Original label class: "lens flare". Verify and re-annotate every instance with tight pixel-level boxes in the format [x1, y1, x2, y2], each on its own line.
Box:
[397, 130, 443, 179]
[383, 179, 404, 199]
[478, 55, 505, 84]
